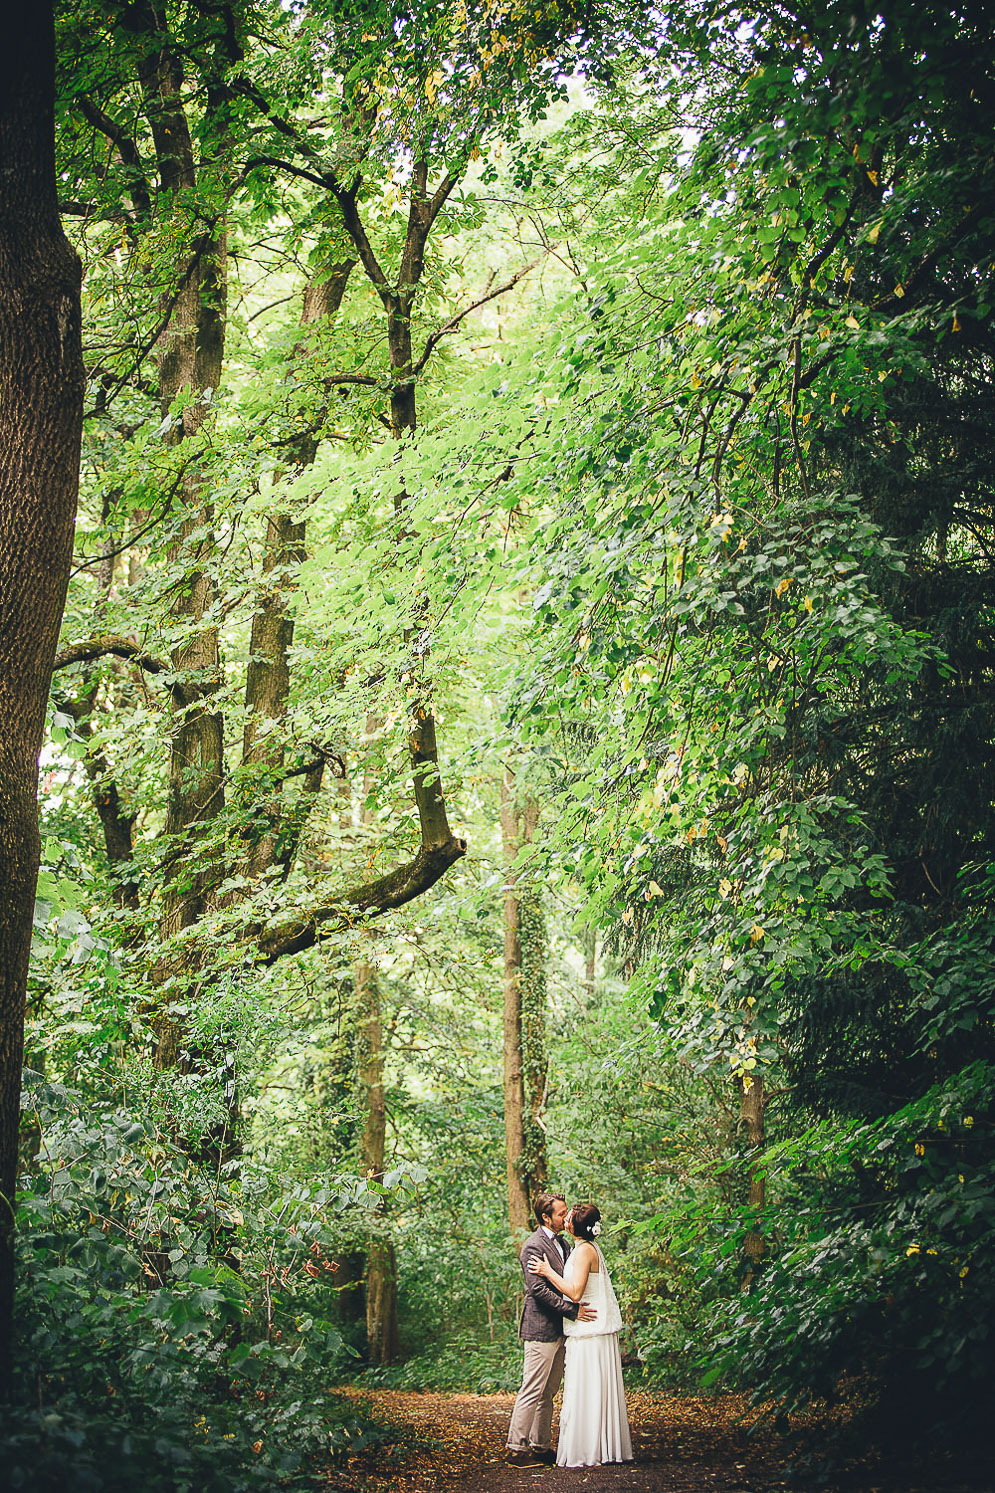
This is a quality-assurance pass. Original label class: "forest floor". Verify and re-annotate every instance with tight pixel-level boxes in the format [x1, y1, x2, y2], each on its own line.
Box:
[327, 1388, 989, 1493]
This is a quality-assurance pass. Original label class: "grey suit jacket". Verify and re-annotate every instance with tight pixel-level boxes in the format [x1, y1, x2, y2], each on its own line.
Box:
[518, 1227, 580, 1342]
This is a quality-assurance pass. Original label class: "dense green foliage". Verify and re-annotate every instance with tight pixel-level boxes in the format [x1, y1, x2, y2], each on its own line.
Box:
[5, 0, 993, 1485]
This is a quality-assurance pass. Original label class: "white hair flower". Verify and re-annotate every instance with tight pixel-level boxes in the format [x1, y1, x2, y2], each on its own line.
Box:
[591, 1221, 602, 1237]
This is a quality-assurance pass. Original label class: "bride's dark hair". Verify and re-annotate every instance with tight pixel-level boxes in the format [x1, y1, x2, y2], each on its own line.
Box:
[570, 1203, 601, 1241]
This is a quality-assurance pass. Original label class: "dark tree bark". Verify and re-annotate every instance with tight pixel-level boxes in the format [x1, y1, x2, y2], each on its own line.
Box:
[59, 527, 139, 911]
[0, 0, 84, 1384]
[62, 683, 139, 911]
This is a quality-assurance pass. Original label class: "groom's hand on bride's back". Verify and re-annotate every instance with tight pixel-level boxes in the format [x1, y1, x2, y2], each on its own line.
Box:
[578, 1303, 597, 1322]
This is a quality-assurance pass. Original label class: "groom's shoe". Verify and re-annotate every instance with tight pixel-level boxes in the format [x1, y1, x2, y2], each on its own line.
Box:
[504, 1448, 540, 1466]
[529, 1448, 556, 1465]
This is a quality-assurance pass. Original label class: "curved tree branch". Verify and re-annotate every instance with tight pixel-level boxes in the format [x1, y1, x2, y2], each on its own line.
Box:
[53, 634, 170, 675]
[257, 831, 467, 962]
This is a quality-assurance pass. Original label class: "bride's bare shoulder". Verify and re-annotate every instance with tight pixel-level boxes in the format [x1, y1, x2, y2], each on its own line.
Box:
[575, 1240, 600, 1270]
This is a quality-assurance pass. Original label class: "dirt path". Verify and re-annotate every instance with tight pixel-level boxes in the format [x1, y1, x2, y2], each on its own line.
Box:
[335, 1389, 771, 1493]
[331, 1389, 781, 1493]
[330, 1388, 986, 1493]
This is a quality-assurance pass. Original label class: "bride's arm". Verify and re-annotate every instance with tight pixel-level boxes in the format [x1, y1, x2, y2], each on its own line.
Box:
[529, 1242, 595, 1302]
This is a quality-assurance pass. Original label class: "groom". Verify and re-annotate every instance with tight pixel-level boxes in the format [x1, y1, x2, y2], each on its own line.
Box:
[505, 1191, 597, 1466]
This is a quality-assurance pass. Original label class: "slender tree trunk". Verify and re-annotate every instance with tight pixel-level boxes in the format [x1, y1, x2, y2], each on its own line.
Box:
[349, 729, 399, 1363]
[356, 955, 399, 1363]
[740, 1073, 766, 1287]
[131, 18, 230, 1084]
[60, 522, 139, 910]
[0, 0, 84, 1384]
[64, 681, 140, 910]
[501, 772, 548, 1234]
[582, 926, 597, 994]
[242, 263, 354, 878]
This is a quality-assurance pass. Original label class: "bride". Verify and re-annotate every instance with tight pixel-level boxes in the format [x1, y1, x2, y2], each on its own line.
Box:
[529, 1202, 633, 1468]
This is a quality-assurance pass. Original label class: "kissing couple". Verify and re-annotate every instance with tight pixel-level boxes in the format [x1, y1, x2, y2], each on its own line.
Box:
[505, 1191, 633, 1469]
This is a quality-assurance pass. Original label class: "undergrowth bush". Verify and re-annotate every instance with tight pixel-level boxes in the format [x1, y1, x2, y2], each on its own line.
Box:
[2, 1074, 395, 1491]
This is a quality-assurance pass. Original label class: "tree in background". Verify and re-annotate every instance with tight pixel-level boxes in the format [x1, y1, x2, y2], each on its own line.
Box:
[501, 770, 548, 1232]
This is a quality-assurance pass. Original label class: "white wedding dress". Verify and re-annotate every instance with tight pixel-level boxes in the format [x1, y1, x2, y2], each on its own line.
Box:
[557, 1244, 633, 1467]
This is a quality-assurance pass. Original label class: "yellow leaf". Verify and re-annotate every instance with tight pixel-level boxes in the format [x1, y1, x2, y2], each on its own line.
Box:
[749, 923, 765, 945]
[960, 1266, 970, 1278]
[953, 312, 962, 331]
[906, 1245, 920, 1256]
[867, 220, 882, 244]
[648, 880, 665, 898]
[621, 906, 634, 926]
[803, 595, 813, 612]
[719, 878, 733, 898]
[775, 576, 791, 597]
[845, 314, 860, 330]
[867, 169, 879, 185]
[894, 283, 905, 298]
[716, 834, 728, 853]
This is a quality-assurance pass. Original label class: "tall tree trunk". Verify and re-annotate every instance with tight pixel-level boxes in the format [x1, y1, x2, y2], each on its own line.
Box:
[356, 955, 399, 1364]
[0, 0, 84, 1383]
[242, 262, 354, 878]
[501, 772, 548, 1234]
[353, 736, 399, 1365]
[131, 15, 230, 1080]
[582, 926, 597, 995]
[740, 1073, 766, 1287]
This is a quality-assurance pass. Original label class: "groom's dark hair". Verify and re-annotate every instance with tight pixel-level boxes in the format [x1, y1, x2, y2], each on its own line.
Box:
[534, 1191, 565, 1226]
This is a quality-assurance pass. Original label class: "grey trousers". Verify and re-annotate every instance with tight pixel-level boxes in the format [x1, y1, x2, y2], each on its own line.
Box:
[506, 1338, 566, 1451]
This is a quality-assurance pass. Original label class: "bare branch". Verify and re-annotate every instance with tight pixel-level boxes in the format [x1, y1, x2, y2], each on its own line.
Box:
[335, 182, 391, 295]
[412, 258, 541, 375]
[244, 153, 333, 193]
[75, 96, 152, 217]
